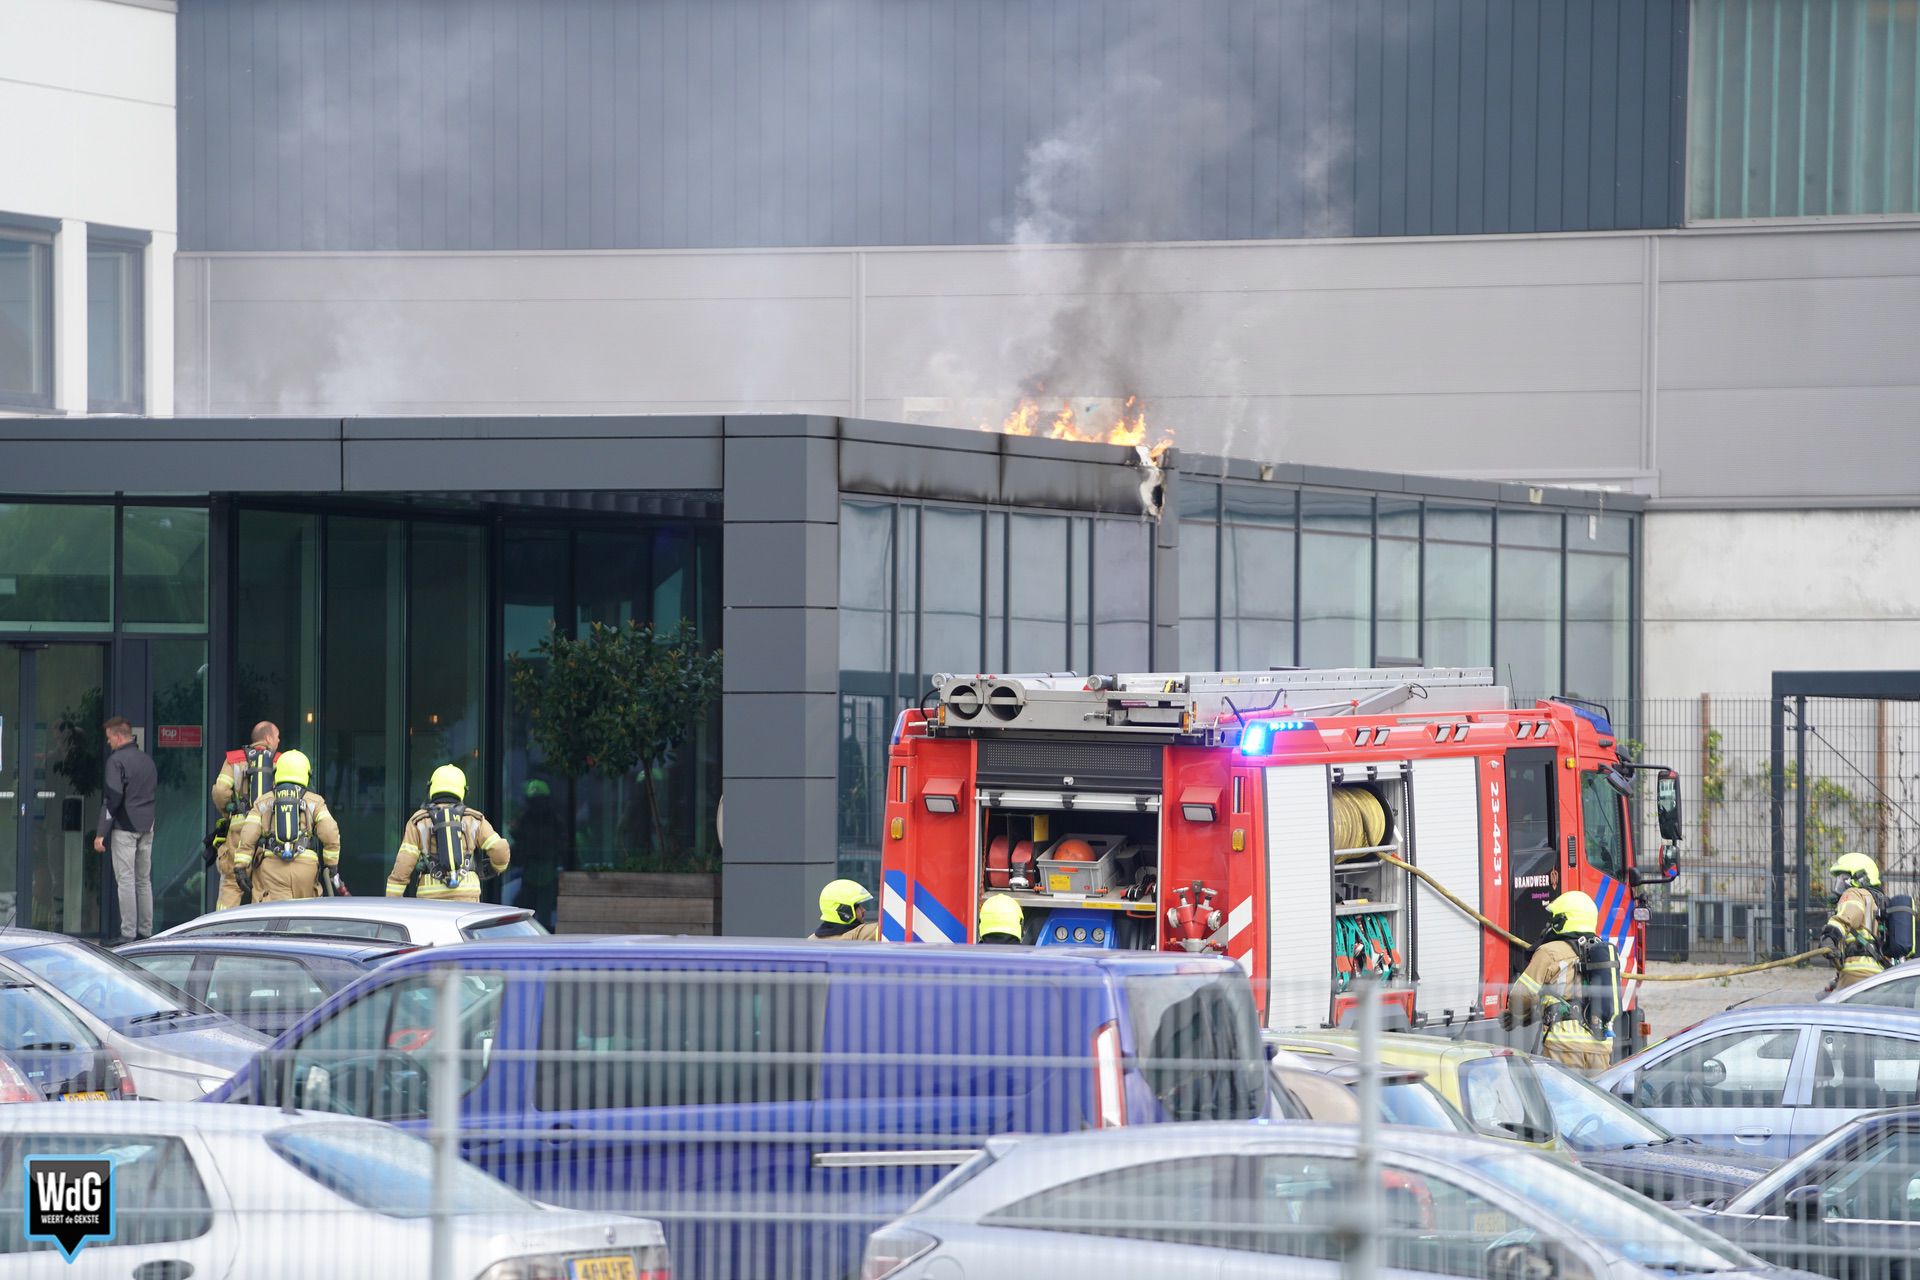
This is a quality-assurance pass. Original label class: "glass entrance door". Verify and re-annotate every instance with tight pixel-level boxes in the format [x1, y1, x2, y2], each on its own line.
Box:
[0, 644, 108, 935]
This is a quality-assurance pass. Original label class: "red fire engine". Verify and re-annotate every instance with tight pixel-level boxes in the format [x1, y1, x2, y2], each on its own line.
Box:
[880, 667, 1682, 1044]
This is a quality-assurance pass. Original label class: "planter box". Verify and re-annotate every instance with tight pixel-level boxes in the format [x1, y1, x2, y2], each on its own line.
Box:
[555, 871, 719, 936]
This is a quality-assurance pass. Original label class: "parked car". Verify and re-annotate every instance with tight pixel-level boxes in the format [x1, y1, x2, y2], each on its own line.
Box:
[1263, 1033, 1473, 1133]
[210, 938, 1271, 1280]
[1533, 1056, 1779, 1205]
[1696, 1106, 1920, 1279]
[0, 1053, 46, 1104]
[0, 1102, 669, 1277]
[1597, 1006, 1920, 1157]
[1825, 960, 1920, 1012]
[118, 935, 417, 1037]
[862, 1122, 1820, 1280]
[0, 975, 122, 1102]
[154, 899, 545, 946]
[0, 930, 267, 1101]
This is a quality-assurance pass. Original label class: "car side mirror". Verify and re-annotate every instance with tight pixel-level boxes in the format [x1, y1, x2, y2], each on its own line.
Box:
[1783, 1185, 1824, 1223]
[1656, 771, 1683, 843]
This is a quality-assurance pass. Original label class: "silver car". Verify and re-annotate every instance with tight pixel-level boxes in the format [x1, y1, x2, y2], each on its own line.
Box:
[1596, 1005, 1920, 1157]
[0, 1102, 668, 1277]
[153, 898, 546, 947]
[863, 1122, 1817, 1280]
[0, 931, 267, 1102]
[1824, 959, 1920, 1011]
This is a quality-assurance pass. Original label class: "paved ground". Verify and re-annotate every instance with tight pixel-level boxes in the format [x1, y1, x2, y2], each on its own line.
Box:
[1636, 959, 1833, 1039]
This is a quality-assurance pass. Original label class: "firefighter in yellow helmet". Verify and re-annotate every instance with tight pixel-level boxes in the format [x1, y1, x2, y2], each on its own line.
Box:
[207, 720, 279, 909]
[1822, 852, 1886, 991]
[978, 893, 1025, 944]
[386, 765, 510, 902]
[226, 749, 344, 902]
[1506, 890, 1620, 1073]
[810, 879, 880, 941]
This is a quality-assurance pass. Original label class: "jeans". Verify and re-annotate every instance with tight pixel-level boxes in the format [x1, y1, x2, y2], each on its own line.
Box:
[110, 829, 154, 940]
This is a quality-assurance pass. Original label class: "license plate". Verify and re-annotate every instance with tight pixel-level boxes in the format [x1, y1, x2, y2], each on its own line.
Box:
[569, 1259, 635, 1280]
[60, 1092, 109, 1102]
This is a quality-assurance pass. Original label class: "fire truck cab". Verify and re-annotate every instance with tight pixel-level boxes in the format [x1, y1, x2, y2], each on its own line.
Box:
[881, 667, 1681, 1049]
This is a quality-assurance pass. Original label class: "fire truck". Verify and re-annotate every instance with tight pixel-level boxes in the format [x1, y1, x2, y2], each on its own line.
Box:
[880, 666, 1682, 1045]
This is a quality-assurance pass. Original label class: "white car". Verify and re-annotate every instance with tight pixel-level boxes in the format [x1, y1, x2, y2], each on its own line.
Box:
[1824, 958, 1920, 1011]
[154, 899, 546, 947]
[0, 1102, 669, 1278]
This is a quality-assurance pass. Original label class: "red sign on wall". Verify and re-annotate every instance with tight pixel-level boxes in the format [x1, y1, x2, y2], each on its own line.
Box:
[157, 725, 203, 749]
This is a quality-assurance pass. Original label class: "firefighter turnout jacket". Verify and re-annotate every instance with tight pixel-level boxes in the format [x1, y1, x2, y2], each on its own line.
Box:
[387, 805, 509, 901]
[228, 787, 342, 902]
[1826, 886, 1885, 989]
[1510, 938, 1615, 1073]
[209, 744, 275, 910]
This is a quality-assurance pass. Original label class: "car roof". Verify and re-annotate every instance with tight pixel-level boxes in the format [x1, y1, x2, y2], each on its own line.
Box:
[0, 1101, 385, 1135]
[988, 1119, 1518, 1163]
[157, 899, 530, 932]
[1266, 1028, 1497, 1065]
[120, 935, 412, 961]
[1690, 1003, 1920, 1032]
[0, 927, 91, 953]
[1829, 960, 1920, 998]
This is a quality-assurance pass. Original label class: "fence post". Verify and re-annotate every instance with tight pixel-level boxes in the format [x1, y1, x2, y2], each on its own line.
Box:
[1876, 700, 1888, 861]
[429, 964, 460, 1280]
[1345, 976, 1381, 1280]
[1698, 693, 1712, 854]
[1770, 694, 1788, 956]
[1794, 697, 1809, 951]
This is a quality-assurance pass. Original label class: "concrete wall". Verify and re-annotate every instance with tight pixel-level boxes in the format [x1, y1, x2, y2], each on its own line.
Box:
[0, 0, 176, 415]
[178, 220, 1920, 506]
[1642, 509, 1920, 699]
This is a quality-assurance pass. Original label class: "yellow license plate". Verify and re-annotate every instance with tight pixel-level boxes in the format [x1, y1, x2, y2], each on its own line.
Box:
[60, 1092, 109, 1102]
[570, 1258, 636, 1280]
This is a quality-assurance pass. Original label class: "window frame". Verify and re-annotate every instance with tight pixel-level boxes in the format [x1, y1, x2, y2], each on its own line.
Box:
[85, 224, 147, 414]
[0, 1132, 214, 1251]
[0, 213, 56, 412]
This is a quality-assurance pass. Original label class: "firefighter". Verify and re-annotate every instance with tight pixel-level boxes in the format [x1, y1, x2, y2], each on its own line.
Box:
[810, 879, 880, 941]
[207, 721, 279, 909]
[1506, 890, 1619, 1073]
[1822, 852, 1886, 990]
[978, 893, 1025, 944]
[386, 765, 510, 902]
[228, 749, 343, 902]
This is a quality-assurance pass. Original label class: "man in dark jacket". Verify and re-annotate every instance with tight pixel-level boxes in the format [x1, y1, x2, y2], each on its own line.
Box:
[92, 717, 158, 941]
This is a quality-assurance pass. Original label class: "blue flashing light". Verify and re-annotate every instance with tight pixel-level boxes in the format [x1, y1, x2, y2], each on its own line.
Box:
[1565, 705, 1615, 739]
[1240, 722, 1274, 755]
[889, 709, 910, 746]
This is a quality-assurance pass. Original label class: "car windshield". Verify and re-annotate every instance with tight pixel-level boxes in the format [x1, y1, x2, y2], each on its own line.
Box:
[8, 943, 214, 1030]
[269, 1123, 537, 1218]
[462, 914, 546, 940]
[1455, 1054, 1556, 1144]
[0, 982, 98, 1052]
[1461, 1149, 1758, 1271]
[1535, 1059, 1671, 1151]
[1379, 1080, 1472, 1132]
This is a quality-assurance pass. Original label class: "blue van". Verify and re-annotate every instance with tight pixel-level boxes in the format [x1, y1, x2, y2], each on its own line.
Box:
[208, 937, 1267, 1279]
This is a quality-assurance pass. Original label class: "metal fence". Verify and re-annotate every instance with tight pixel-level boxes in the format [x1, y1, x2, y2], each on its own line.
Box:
[1634, 696, 1920, 960]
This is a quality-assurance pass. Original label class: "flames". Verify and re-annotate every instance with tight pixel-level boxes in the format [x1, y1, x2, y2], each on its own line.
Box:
[981, 394, 1173, 461]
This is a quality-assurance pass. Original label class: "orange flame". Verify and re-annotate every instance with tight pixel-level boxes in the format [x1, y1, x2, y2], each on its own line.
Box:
[979, 393, 1173, 461]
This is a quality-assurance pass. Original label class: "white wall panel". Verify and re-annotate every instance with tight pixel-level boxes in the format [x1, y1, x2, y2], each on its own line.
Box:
[1409, 756, 1484, 1019]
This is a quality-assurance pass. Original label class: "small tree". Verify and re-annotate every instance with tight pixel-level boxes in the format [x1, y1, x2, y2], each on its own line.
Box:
[509, 619, 723, 868]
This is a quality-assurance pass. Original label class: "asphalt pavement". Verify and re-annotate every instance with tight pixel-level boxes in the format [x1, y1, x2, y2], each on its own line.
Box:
[1636, 959, 1834, 1039]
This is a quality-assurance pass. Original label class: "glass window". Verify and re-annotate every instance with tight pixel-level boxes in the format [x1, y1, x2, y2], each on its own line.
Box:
[1636, 1028, 1801, 1109]
[1847, 973, 1920, 1012]
[1533, 1060, 1671, 1152]
[0, 981, 98, 1054]
[281, 973, 505, 1120]
[123, 952, 197, 997]
[839, 502, 893, 679]
[1807, 1032, 1920, 1110]
[1375, 535, 1420, 665]
[278, 917, 408, 943]
[1570, 511, 1632, 554]
[1247, 1153, 1352, 1259]
[1175, 480, 1220, 521]
[1457, 1055, 1556, 1144]
[204, 954, 329, 1024]
[408, 525, 485, 806]
[1377, 497, 1421, 538]
[1798, 1125, 1920, 1223]
[1376, 1162, 1529, 1274]
[1223, 484, 1295, 527]
[897, 507, 921, 683]
[1504, 751, 1557, 853]
[921, 507, 983, 677]
[0, 226, 53, 410]
[985, 513, 1006, 671]
[270, 1123, 535, 1218]
[1070, 517, 1091, 673]
[1567, 554, 1630, 710]
[1425, 501, 1492, 543]
[1299, 531, 1371, 668]
[1691, 0, 1920, 219]
[0, 503, 113, 631]
[0, 1134, 212, 1251]
[150, 638, 209, 926]
[1179, 519, 1218, 669]
[986, 1155, 1246, 1251]
[122, 507, 208, 630]
[1424, 541, 1491, 666]
[322, 518, 405, 891]
[1496, 542, 1560, 702]
[501, 529, 569, 926]
[87, 237, 143, 412]
[1008, 513, 1068, 670]
[234, 510, 320, 743]
[1221, 524, 1293, 669]
[8, 941, 214, 1030]
[1093, 519, 1151, 672]
[461, 914, 546, 940]
[1581, 771, 1628, 880]
[1300, 491, 1371, 533]
[534, 972, 826, 1111]
[1124, 973, 1266, 1122]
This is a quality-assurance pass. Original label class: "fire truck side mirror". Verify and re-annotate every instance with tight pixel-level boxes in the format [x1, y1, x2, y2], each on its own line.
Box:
[1656, 770, 1683, 843]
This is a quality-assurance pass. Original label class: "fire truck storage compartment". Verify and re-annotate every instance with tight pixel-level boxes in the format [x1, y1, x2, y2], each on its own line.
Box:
[978, 795, 1162, 950]
[1328, 764, 1413, 1022]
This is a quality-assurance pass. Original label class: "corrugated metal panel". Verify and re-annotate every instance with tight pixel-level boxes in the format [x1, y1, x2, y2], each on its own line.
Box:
[1409, 755, 1485, 1017]
[1264, 764, 1335, 1030]
[179, 0, 1690, 252]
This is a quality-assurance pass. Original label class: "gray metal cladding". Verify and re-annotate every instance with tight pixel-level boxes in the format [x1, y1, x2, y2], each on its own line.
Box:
[178, 0, 1690, 252]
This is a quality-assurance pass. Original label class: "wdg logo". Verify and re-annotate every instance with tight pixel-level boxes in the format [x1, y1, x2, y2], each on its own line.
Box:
[25, 1157, 115, 1261]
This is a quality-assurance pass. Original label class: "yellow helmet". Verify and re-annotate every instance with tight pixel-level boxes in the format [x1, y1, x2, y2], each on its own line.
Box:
[1545, 890, 1600, 936]
[428, 764, 468, 802]
[979, 893, 1025, 940]
[819, 878, 873, 925]
[273, 749, 312, 789]
[1831, 852, 1881, 889]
